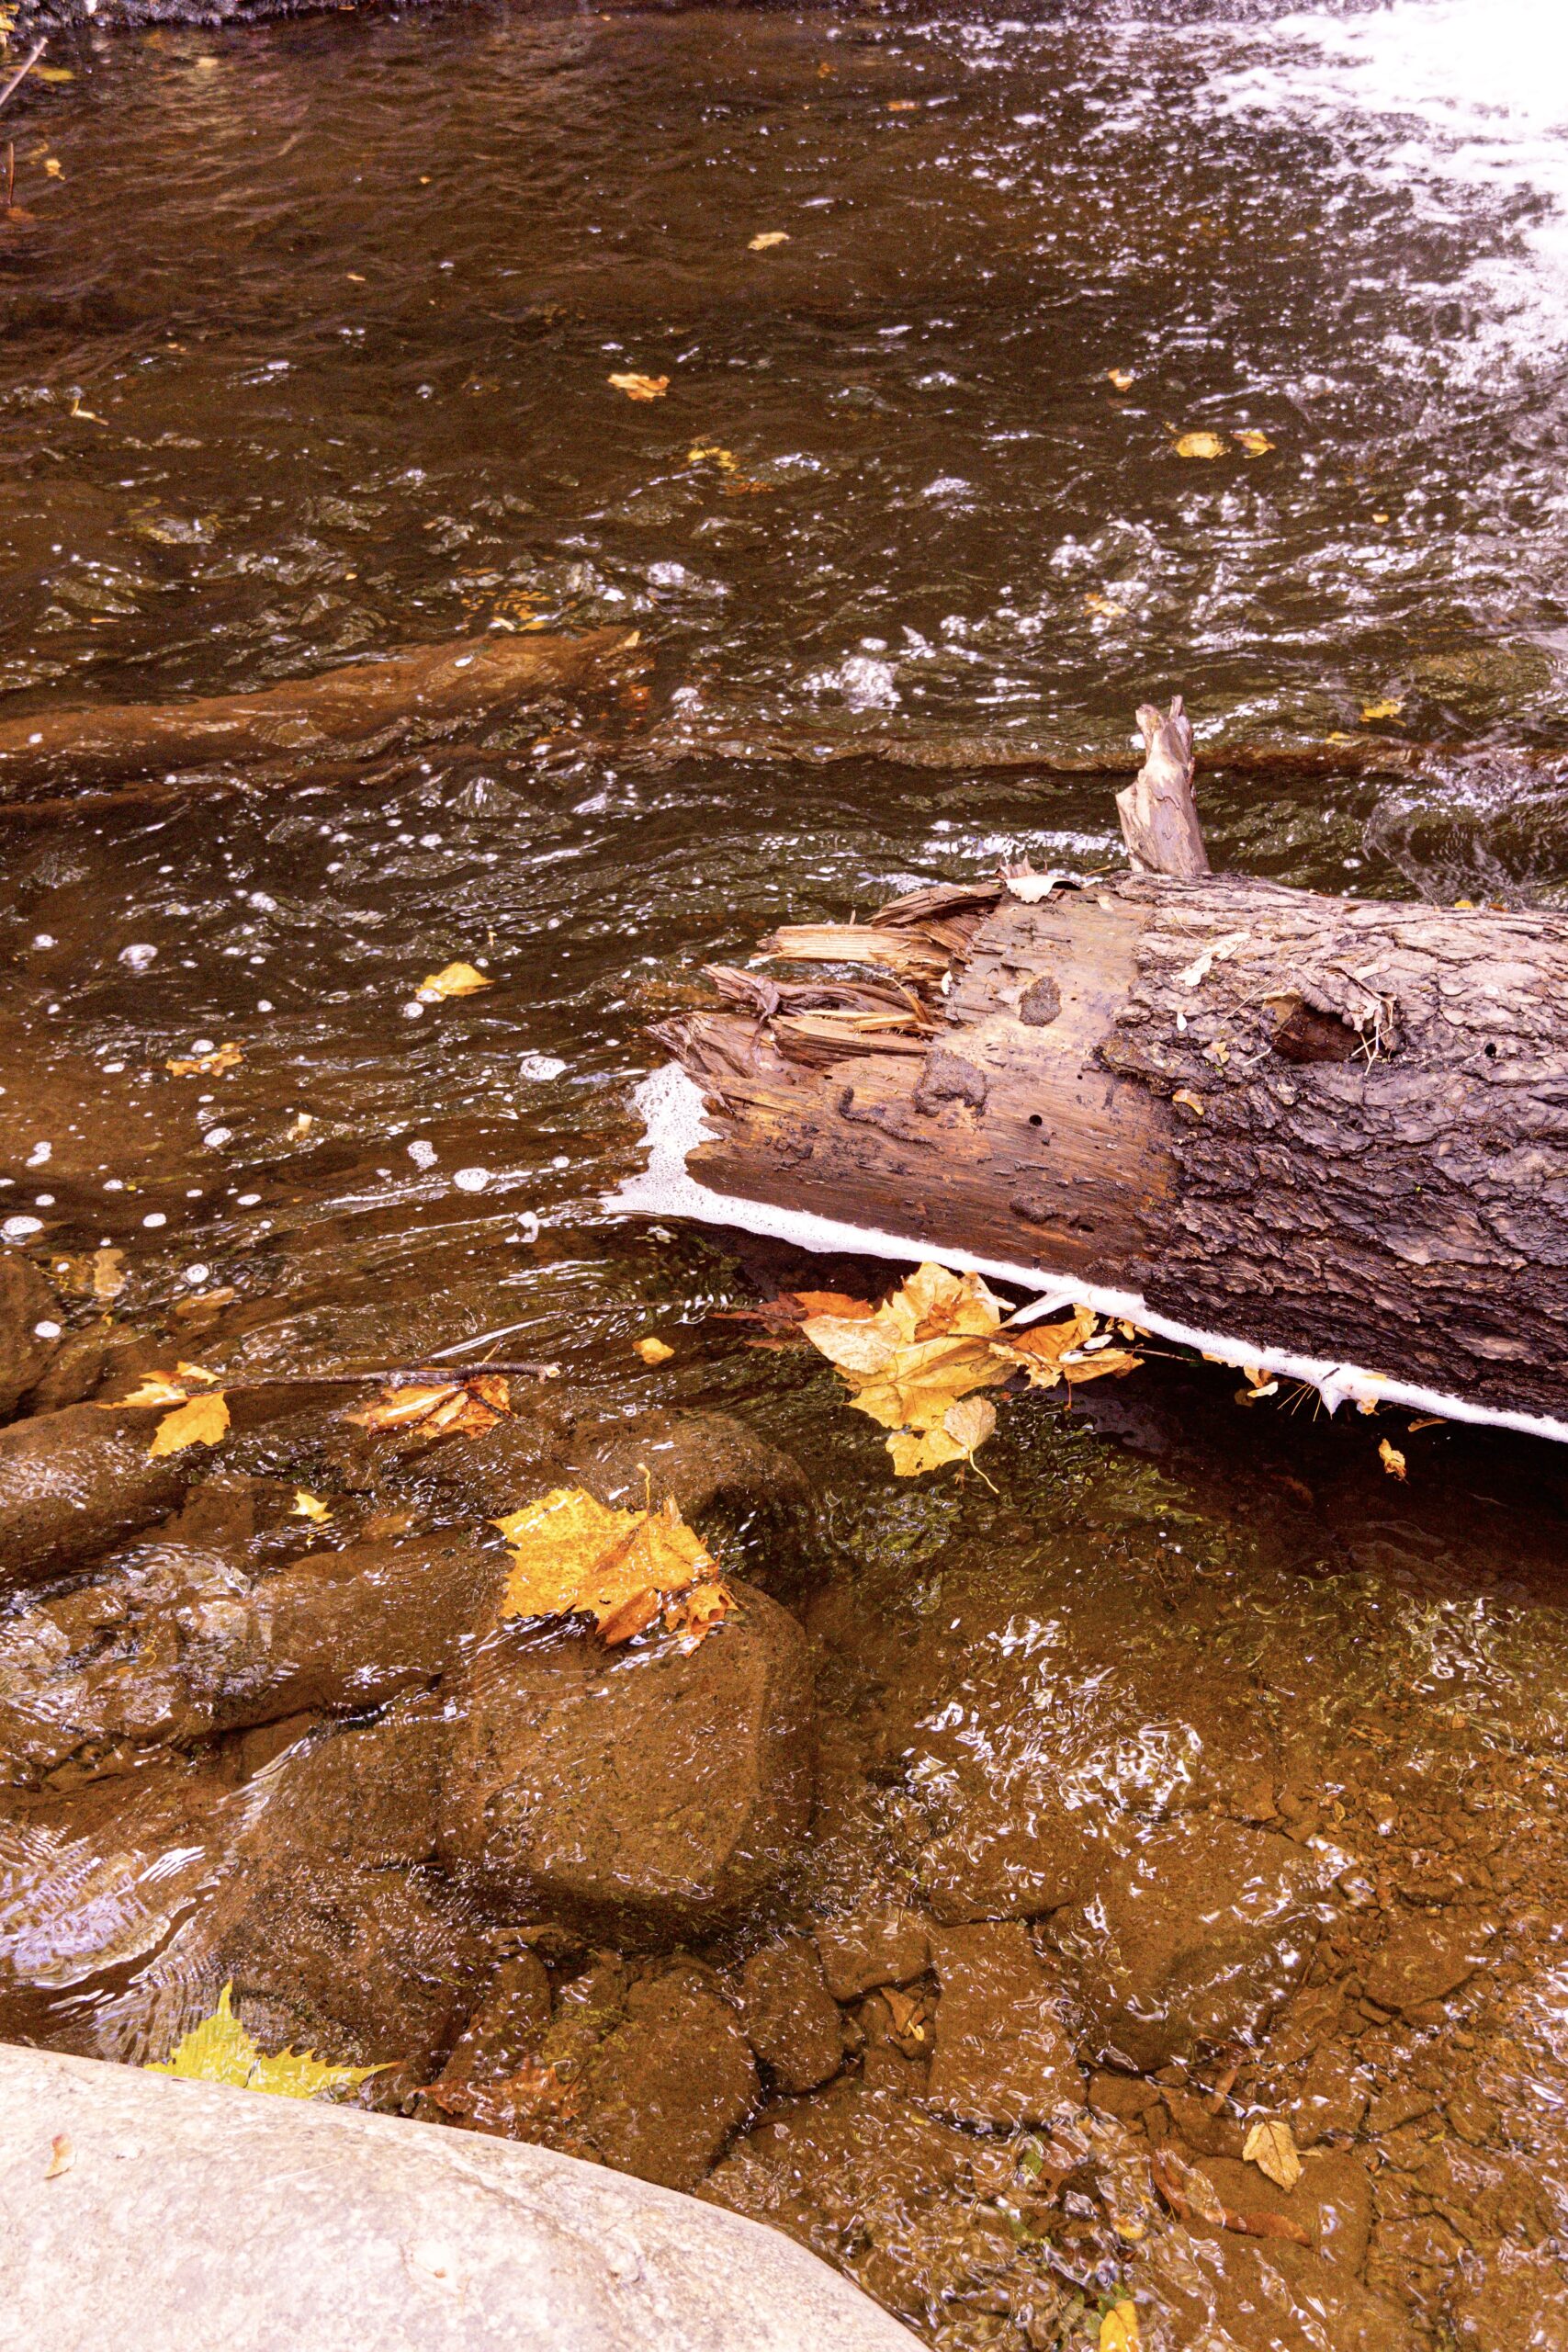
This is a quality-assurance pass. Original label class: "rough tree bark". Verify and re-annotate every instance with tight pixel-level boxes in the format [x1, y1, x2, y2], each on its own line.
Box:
[647, 704, 1568, 1437]
[0, 628, 642, 807]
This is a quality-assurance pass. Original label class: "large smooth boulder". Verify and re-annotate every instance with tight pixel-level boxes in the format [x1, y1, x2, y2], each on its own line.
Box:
[1056, 1819, 1325, 2070]
[439, 1582, 815, 1941]
[0, 2042, 922, 2352]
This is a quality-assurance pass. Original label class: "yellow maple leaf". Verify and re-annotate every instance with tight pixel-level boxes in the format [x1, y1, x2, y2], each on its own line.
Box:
[292, 1489, 332, 1523]
[495, 1486, 732, 1645]
[419, 961, 491, 1000]
[149, 1391, 230, 1457]
[1172, 431, 1227, 459]
[1234, 429, 1274, 457]
[1107, 368, 1135, 390]
[749, 231, 790, 250]
[687, 443, 739, 471]
[1379, 1437, 1407, 1481]
[608, 372, 670, 401]
[634, 1336, 674, 1365]
[108, 1372, 191, 1411]
[147, 1984, 386, 2099]
[1099, 2302, 1140, 2352]
[1360, 697, 1404, 723]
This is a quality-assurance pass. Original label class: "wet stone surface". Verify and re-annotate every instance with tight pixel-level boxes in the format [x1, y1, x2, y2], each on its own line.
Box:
[3, 4, 1568, 2346]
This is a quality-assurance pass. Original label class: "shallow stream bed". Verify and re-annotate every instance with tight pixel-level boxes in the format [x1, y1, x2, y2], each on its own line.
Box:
[3, 5, 1568, 2346]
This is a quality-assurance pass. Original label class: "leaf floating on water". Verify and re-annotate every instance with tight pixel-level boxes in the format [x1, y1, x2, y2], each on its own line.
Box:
[1085, 594, 1127, 618]
[166, 1042, 243, 1078]
[799, 1263, 1143, 1473]
[748, 231, 790, 250]
[1172, 431, 1228, 460]
[1107, 368, 1135, 390]
[34, 64, 75, 81]
[345, 1374, 512, 1444]
[1379, 1437, 1407, 1481]
[634, 1336, 674, 1365]
[419, 961, 491, 1001]
[887, 98, 919, 111]
[1242, 2117, 1303, 2190]
[1360, 697, 1404, 723]
[149, 1391, 230, 1457]
[1234, 430, 1274, 457]
[608, 372, 670, 401]
[495, 1485, 733, 1646]
[1099, 2303, 1140, 2352]
[687, 443, 739, 471]
[146, 1984, 387, 2099]
[291, 1489, 332, 1523]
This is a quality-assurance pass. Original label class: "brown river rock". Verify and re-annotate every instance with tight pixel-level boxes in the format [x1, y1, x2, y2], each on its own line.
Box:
[439, 1582, 816, 1942]
[1057, 1819, 1327, 2071]
[0, 1251, 59, 1418]
[0, 1405, 193, 1592]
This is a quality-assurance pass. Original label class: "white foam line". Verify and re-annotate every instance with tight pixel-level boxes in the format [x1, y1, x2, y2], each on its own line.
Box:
[604, 1063, 1568, 1450]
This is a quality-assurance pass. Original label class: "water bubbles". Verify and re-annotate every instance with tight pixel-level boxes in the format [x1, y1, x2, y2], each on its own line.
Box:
[407, 1138, 438, 1170]
[402, 1001, 426, 1020]
[25, 1143, 51, 1168]
[518, 1053, 567, 1081]
[141, 1212, 167, 1228]
[453, 1167, 491, 1193]
[203, 1127, 233, 1149]
[33, 1321, 62, 1340]
[189, 1038, 217, 1057]
[118, 944, 158, 972]
[236, 1193, 262, 1207]
[184, 1264, 210, 1286]
[31, 933, 56, 949]
[2, 1216, 42, 1241]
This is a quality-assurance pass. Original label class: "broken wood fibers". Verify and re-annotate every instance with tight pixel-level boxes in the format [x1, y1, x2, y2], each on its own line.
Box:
[652, 699, 1568, 1434]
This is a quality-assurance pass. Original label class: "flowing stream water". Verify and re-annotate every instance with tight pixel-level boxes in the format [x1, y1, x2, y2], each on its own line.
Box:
[3, 4, 1568, 2344]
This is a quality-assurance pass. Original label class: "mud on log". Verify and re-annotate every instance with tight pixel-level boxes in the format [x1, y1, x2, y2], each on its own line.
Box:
[0, 628, 642, 806]
[647, 703, 1568, 1438]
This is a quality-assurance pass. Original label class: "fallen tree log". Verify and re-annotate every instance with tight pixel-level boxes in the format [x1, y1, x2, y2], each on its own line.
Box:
[615, 699, 1568, 1442]
[0, 628, 642, 804]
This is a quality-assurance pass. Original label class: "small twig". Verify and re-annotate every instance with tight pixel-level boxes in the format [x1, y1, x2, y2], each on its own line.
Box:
[0, 40, 47, 115]
[190, 1362, 561, 1392]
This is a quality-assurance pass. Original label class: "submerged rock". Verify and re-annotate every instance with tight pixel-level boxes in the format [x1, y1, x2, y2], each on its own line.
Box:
[439, 1581, 815, 1941]
[570, 1409, 810, 1526]
[0, 1405, 192, 1591]
[549, 1959, 758, 2191]
[1057, 1820, 1325, 2071]
[925, 1921, 1085, 2128]
[814, 1905, 932, 2002]
[1133, 2220, 1420, 2352]
[0, 1250, 59, 1419]
[739, 1936, 848, 2096]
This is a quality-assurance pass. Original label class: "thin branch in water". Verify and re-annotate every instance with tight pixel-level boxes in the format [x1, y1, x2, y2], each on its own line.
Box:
[0, 41, 47, 115]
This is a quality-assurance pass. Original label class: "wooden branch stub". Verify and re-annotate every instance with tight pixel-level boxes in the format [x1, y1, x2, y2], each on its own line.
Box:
[1116, 695, 1209, 880]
